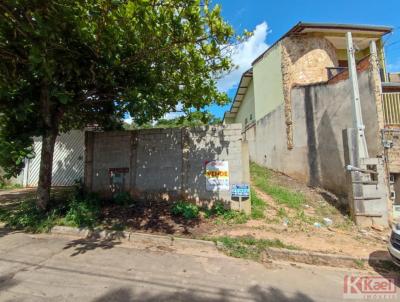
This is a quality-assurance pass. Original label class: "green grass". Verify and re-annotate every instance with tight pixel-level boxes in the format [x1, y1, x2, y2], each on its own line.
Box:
[0, 189, 102, 232]
[295, 210, 314, 225]
[171, 201, 200, 220]
[204, 202, 249, 225]
[216, 210, 248, 224]
[277, 207, 288, 218]
[0, 183, 22, 190]
[250, 189, 266, 219]
[212, 236, 297, 260]
[334, 216, 354, 231]
[0, 199, 61, 232]
[250, 162, 305, 209]
[353, 259, 365, 269]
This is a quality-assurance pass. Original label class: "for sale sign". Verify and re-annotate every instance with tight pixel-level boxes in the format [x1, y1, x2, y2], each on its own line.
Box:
[231, 184, 250, 198]
[205, 160, 229, 191]
[343, 275, 397, 299]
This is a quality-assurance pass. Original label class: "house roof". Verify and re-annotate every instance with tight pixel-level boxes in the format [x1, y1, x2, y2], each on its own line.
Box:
[253, 22, 392, 65]
[223, 22, 393, 122]
[223, 68, 253, 120]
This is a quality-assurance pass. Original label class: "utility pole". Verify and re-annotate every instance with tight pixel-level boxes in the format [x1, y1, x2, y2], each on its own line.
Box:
[346, 32, 369, 159]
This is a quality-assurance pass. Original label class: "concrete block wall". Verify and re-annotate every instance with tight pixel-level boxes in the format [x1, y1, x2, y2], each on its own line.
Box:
[243, 124, 256, 162]
[246, 68, 381, 202]
[85, 124, 250, 213]
[343, 128, 389, 227]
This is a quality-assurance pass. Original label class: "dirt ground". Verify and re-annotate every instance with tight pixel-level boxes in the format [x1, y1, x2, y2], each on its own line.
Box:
[0, 187, 36, 203]
[0, 172, 390, 259]
[99, 169, 390, 259]
[99, 200, 388, 259]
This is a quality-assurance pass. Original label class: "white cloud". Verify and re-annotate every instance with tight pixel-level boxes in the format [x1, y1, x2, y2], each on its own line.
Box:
[217, 22, 269, 92]
[123, 103, 185, 124]
[163, 102, 185, 120]
[163, 111, 185, 120]
[123, 115, 133, 124]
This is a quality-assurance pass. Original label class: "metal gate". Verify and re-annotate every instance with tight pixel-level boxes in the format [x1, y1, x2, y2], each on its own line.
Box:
[23, 130, 85, 187]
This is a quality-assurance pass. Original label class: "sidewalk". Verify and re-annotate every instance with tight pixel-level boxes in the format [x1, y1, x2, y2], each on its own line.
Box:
[1, 229, 396, 301]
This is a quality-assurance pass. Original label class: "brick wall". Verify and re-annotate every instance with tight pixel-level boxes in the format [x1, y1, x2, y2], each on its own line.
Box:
[327, 56, 371, 85]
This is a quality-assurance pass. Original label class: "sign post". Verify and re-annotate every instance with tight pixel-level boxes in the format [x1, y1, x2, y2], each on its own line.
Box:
[231, 184, 250, 211]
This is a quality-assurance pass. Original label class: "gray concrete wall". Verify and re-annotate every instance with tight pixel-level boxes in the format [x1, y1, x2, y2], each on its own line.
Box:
[248, 69, 380, 199]
[85, 124, 250, 212]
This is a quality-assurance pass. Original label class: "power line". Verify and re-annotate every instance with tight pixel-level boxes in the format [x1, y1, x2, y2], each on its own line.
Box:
[382, 25, 400, 48]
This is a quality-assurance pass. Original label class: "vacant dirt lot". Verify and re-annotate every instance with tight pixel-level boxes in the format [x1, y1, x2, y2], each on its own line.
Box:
[97, 164, 390, 260]
[0, 165, 390, 260]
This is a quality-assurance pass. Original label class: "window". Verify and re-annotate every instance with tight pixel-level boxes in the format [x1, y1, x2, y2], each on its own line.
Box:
[245, 118, 248, 125]
[250, 114, 253, 120]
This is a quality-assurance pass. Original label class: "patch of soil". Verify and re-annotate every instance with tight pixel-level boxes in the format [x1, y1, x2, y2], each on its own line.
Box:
[206, 167, 390, 259]
[100, 200, 215, 236]
[99, 167, 390, 259]
[209, 221, 388, 258]
[0, 188, 36, 203]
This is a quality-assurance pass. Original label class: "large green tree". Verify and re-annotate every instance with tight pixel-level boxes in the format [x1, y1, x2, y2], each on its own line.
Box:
[124, 110, 222, 129]
[0, 0, 238, 209]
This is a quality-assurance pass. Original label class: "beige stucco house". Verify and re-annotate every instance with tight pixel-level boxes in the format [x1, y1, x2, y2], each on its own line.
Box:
[224, 22, 400, 226]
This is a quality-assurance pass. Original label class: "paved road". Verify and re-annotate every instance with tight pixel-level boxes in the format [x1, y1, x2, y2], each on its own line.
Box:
[0, 229, 397, 302]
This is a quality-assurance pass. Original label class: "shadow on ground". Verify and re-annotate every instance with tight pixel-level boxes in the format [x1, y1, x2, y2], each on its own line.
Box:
[0, 271, 21, 292]
[0, 188, 36, 203]
[368, 250, 400, 287]
[0, 227, 20, 239]
[101, 200, 204, 236]
[63, 236, 123, 257]
[93, 285, 315, 302]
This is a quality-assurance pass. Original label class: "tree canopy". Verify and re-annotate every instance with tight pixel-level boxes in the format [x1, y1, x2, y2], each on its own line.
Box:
[0, 0, 239, 208]
[124, 110, 222, 129]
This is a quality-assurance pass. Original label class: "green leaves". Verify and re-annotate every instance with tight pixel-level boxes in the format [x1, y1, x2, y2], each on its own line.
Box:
[0, 0, 239, 179]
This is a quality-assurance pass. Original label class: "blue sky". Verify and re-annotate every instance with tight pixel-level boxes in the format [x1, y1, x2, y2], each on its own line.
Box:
[208, 0, 400, 119]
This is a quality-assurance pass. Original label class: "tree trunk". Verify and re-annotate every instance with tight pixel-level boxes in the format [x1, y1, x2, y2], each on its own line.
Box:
[36, 79, 61, 210]
[37, 129, 58, 210]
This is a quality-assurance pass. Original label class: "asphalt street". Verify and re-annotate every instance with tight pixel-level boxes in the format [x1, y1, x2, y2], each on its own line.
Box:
[0, 229, 397, 301]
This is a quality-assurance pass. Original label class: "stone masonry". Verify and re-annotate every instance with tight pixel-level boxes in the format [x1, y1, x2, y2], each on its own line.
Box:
[280, 36, 339, 150]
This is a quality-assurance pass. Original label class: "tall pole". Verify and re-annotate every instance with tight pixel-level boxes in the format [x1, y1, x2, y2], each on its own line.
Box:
[346, 32, 369, 159]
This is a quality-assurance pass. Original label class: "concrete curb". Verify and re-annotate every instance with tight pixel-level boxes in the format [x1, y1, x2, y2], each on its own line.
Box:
[50, 226, 394, 270]
[50, 226, 216, 249]
[263, 247, 392, 269]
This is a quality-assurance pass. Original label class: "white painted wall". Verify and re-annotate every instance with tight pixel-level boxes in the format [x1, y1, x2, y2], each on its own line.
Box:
[22, 130, 85, 187]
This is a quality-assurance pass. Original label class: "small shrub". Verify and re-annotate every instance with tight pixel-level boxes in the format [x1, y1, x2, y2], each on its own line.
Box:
[221, 210, 248, 224]
[205, 201, 248, 224]
[203, 202, 226, 218]
[0, 199, 58, 232]
[72, 179, 85, 198]
[0, 187, 102, 232]
[64, 198, 100, 228]
[212, 202, 226, 216]
[171, 201, 199, 219]
[113, 192, 134, 206]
